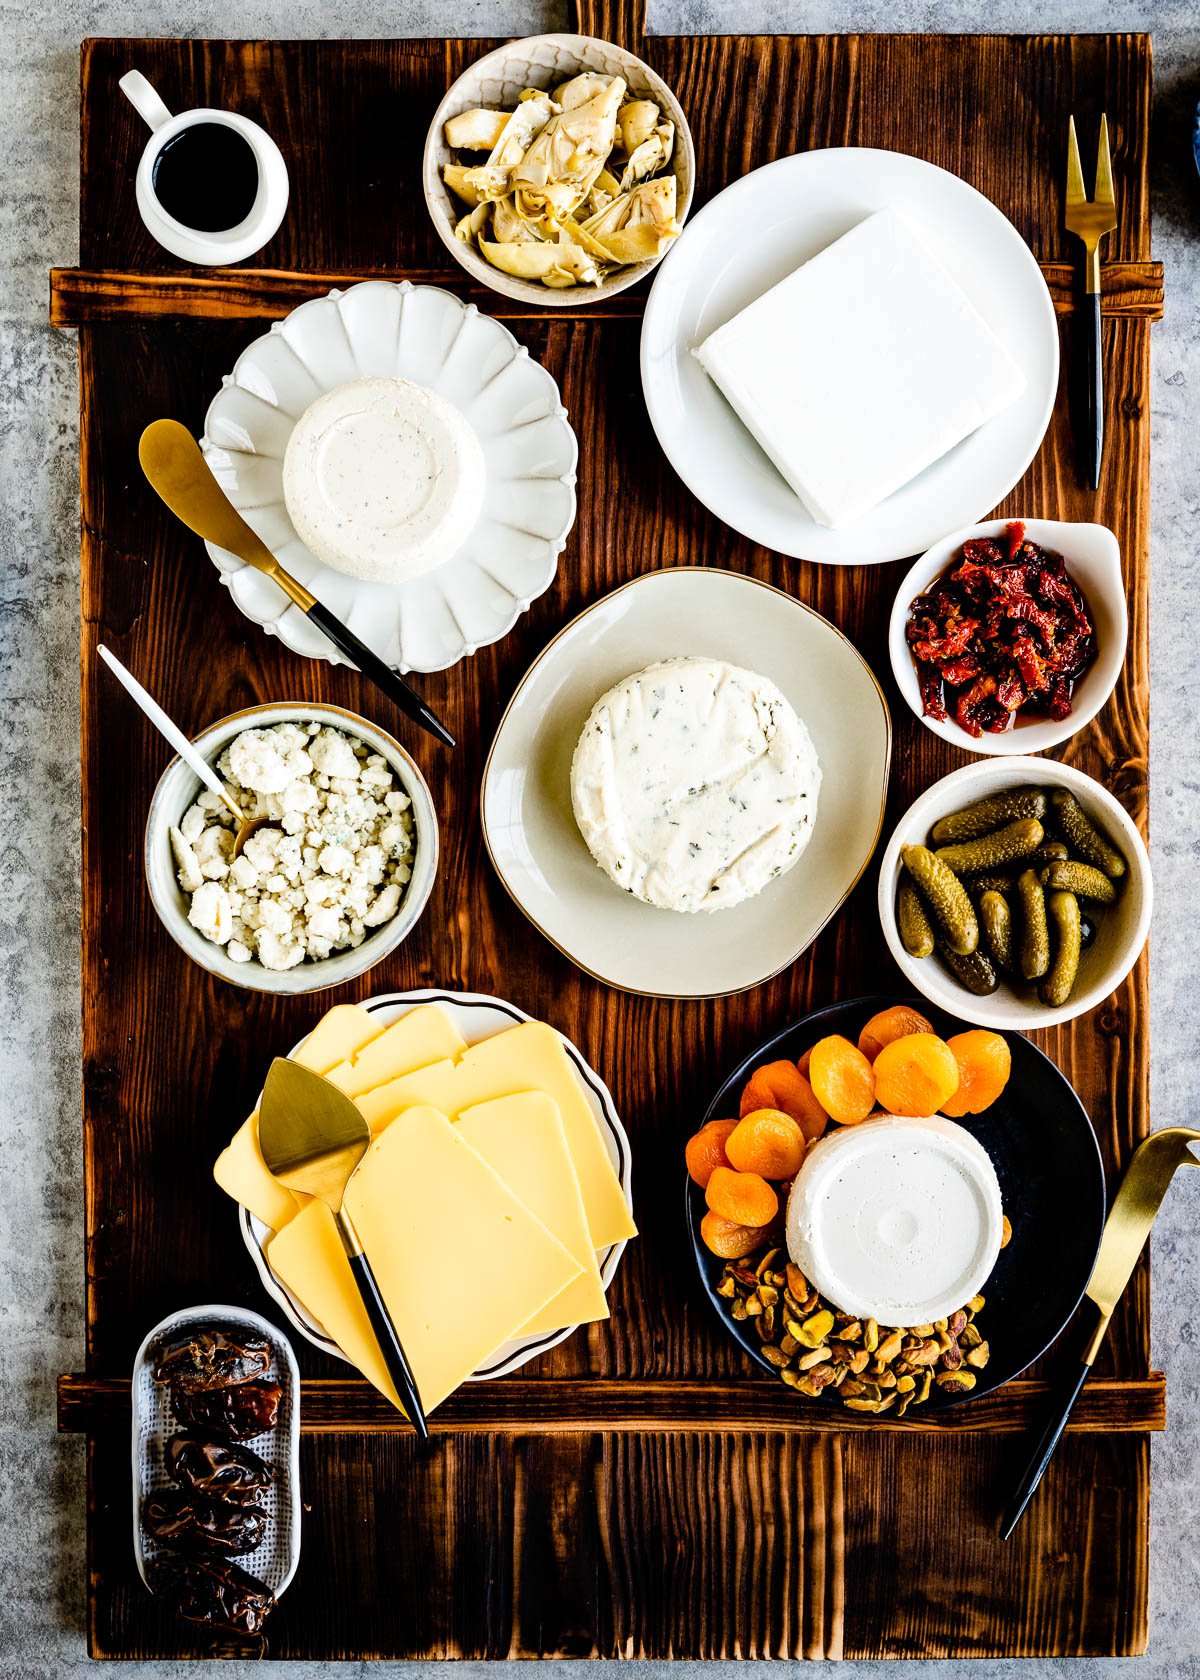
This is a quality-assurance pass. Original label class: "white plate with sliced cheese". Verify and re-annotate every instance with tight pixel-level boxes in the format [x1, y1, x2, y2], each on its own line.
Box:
[481, 567, 891, 997]
[641, 149, 1059, 565]
[220, 991, 634, 1404]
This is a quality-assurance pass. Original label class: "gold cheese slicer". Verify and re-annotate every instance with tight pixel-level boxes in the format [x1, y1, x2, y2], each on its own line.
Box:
[1001, 1126, 1199, 1536]
[259, 1057, 429, 1439]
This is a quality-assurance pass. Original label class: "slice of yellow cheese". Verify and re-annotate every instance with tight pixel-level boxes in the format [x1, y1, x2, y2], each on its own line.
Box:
[214, 1004, 462, 1232]
[356, 1022, 636, 1250]
[324, 1006, 466, 1097]
[267, 1106, 583, 1415]
[456, 1094, 609, 1337]
[292, 1003, 384, 1071]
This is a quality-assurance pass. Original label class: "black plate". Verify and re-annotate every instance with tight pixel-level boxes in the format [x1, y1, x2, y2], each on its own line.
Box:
[686, 994, 1105, 1410]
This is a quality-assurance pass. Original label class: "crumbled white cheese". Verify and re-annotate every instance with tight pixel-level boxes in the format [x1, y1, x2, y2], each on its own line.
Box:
[174, 722, 417, 970]
[188, 881, 234, 944]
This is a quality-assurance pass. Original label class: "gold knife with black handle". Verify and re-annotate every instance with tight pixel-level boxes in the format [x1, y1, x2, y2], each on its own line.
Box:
[1002, 1126, 1198, 1537]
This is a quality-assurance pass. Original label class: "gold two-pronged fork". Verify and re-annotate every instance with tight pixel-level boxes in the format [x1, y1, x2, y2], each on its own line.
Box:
[1064, 114, 1117, 490]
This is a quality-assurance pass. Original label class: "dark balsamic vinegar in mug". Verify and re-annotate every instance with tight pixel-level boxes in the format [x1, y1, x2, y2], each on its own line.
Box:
[152, 122, 259, 231]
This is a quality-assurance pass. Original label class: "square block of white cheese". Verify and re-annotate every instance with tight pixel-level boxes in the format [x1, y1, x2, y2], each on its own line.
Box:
[692, 209, 1027, 529]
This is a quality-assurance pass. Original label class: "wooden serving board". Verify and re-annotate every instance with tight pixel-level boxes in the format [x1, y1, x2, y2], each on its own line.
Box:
[57, 6, 1163, 1659]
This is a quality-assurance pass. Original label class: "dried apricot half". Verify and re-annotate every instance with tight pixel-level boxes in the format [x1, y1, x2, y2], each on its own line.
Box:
[873, 1033, 960, 1117]
[808, 1035, 876, 1125]
[700, 1210, 773, 1259]
[685, 1116, 739, 1189]
[726, 1108, 806, 1179]
[705, 1165, 779, 1228]
[857, 1005, 935, 1063]
[739, 1059, 828, 1141]
[939, 1030, 1012, 1117]
[796, 1046, 814, 1080]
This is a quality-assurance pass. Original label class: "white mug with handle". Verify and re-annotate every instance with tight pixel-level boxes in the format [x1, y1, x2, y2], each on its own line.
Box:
[119, 69, 289, 265]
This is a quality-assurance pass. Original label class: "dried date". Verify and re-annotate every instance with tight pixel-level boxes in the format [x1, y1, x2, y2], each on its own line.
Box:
[152, 1326, 272, 1394]
[167, 1434, 273, 1505]
[172, 1378, 282, 1440]
[143, 1489, 266, 1556]
[148, 1556, 275, 1637]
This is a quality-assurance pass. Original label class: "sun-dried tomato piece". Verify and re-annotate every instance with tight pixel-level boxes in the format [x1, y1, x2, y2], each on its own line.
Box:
[916, 660, 948, 720]
[1048, 678, 1074, 720]
[940, 656, 979, 686]
[954, 674, 1001, 737]
[1006, 598, 1059, 643]
[1004, 520, 1026, 559]
[960, 537, 1005, 566]
[996, 671, 1026, 713]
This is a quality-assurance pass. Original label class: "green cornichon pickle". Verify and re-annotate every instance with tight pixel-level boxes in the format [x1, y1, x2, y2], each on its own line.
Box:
[1041, 860, 1119, 904]
[1040, 890, 1082, 1007]
[936, 938, 999, 996]
[929, 788, 1047, 846]
[1029, 841, 1069, 867]
[963, 870, 1017, 896]
[1017, 868, 1050, 979]
[901, 846, 979, 956]
[935, 817, 1045, 875]
[897, 875, 935, 958]
[978, 890, 1013, 972]
[1048, 789, 1127, 878]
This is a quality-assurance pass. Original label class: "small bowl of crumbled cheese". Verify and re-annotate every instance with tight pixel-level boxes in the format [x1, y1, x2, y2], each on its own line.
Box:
[144, 704, 438, 993]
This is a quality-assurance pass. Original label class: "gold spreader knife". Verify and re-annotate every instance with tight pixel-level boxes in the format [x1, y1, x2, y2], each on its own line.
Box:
[258, 1057, 429, 1439]
[138, 419, 455, 750]
[1002, 1126, 1199, 1537]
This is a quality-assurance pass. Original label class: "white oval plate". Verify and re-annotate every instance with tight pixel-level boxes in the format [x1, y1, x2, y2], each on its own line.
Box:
[241, 989, 633, 1381]
[201, 281, 578, 674]
[481, 568, 892, 998]
[641, 148, 1059, 566]
[131, 1303, 301, 1599]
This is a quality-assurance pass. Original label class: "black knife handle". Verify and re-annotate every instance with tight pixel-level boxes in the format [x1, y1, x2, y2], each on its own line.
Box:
[1000, 1309, 1098, 1538]
[344, 1248, 430, 1440]
[1078, 289, 1104, 491]
[305, 598, 454, 749]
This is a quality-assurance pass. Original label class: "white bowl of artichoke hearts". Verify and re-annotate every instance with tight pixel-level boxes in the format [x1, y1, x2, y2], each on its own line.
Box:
[424, 33, 695, 305]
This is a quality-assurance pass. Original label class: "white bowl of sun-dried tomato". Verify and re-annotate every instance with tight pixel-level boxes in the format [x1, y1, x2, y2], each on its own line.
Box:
[888, 518, 1127, 757]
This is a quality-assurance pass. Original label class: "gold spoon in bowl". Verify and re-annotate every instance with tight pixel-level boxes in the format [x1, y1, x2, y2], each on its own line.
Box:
[97, 645, 275, 860]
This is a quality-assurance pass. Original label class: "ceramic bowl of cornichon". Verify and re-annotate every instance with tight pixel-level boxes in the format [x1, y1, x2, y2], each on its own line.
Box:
[878, 756, 1152, 1029]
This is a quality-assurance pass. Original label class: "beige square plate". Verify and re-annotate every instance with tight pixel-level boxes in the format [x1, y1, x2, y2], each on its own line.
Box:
[482, 568, 892, 997]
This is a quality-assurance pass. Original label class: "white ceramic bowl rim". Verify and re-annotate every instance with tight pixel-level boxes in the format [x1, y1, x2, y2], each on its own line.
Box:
[877, 755, 1152, 1031]
[143, 701, 439, 995]
[422, 32, 695, 307]
[888, 517, 1128, 756]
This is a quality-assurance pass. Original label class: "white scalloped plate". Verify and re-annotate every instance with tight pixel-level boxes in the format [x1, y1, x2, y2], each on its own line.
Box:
[240, 989, 633, 1384]
[200, 282, 578, 674]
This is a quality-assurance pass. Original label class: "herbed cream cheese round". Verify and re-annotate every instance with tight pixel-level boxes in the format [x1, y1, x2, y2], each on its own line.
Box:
[785, 1114, 1003, 1327]
[282, 376, 485, 583]
[570, 656, 821, 914]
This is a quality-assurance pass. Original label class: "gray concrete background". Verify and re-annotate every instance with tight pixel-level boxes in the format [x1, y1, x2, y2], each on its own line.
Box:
[2, 1, 1197, 1674]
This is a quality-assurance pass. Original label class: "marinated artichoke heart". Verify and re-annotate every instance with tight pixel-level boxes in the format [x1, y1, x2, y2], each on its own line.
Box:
[442, 73, 681, 288]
